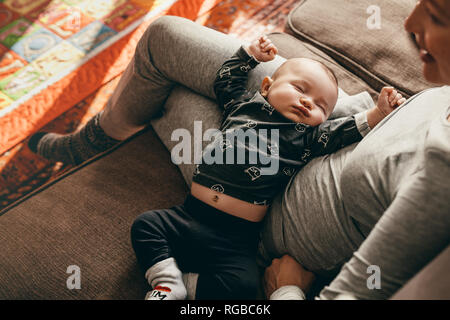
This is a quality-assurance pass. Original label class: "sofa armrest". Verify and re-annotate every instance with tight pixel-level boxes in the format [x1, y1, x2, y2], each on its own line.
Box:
[391, 246, 450, 300]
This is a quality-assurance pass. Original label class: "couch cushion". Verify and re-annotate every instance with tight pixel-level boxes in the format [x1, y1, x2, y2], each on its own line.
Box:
[286, 0, 432, 98]
[0, 128, 188, 299]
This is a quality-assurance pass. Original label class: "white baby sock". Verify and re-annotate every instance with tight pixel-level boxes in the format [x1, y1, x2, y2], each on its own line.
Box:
[144, 257, 187, 300]
[182, 272, 199, 300]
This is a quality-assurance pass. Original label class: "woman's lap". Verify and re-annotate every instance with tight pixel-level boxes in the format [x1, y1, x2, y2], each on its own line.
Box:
[258, 144, 366, 275]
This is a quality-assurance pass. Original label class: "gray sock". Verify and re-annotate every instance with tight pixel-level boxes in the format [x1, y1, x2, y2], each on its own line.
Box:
[28, 112, 120, 165]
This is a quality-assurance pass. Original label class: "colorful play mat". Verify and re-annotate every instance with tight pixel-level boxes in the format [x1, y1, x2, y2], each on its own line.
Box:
[0, 0, 301, 210]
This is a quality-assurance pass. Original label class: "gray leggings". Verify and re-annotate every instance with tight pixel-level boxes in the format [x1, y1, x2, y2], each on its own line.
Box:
[100, 16, 285, 142]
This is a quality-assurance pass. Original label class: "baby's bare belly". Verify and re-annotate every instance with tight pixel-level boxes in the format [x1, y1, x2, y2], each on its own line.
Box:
[190, 182, 268, 222]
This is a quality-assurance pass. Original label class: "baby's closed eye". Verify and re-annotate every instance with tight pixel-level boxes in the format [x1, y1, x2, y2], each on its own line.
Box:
[293, 84, 304, 92]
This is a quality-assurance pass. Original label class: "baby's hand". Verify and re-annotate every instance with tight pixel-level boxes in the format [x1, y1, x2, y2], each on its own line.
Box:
[245, 35, 278, 62]
[376, 87, 406, 116]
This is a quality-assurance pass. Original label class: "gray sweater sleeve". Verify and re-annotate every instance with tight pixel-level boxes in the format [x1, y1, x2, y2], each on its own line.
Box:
[270, 107, 450, 300]
[318, 109, 450, 299]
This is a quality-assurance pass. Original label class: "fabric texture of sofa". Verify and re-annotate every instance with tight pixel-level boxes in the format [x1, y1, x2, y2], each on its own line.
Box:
[1, 0, 448, 299]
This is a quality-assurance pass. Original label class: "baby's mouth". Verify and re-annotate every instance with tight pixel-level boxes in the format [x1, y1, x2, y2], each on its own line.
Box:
[293, 105, 310, 117]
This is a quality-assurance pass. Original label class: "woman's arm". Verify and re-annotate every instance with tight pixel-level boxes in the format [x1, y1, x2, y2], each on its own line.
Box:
[267, 115, 450, 299]
[267, 164, 449, 300]
[319, 130, 450, 299]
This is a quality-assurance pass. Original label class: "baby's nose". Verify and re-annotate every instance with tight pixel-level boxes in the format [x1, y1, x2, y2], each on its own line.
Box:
[299, 97, 312, 109]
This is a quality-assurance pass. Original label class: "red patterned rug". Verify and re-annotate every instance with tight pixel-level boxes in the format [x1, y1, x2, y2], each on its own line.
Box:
[0, 0, 185, 154]
[0, 0, 301, 211]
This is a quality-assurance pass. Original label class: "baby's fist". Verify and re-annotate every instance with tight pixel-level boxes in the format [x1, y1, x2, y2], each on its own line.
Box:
[377, 87, 406, 116]
[246, 35, 278, 62]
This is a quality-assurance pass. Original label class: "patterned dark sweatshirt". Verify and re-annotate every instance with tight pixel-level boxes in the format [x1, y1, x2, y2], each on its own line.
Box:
[192, 46, 366, 205]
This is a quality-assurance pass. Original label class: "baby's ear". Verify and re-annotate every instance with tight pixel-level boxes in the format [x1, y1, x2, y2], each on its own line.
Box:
[260, 76, 273, 97]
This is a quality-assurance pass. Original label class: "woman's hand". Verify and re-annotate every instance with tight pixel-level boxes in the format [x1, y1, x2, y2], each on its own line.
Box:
[263, 254, 316, 298]
[245, 35, 278, 62]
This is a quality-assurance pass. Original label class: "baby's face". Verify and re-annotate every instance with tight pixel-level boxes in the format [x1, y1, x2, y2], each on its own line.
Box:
[261, 58, 338, 126]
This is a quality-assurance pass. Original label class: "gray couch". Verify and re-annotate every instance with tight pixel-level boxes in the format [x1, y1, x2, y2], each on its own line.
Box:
[1, 0, 448, 299]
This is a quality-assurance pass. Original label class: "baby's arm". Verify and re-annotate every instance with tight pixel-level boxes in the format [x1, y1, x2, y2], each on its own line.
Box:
[300, 87, 406, 158]
[213, 46, 260, 111]
[311, 87, 406, 155]
[367, 87, 406, 128]
[300, 115, 364, 158]
[214, 35, 277, 115]
[244, 35, 278, 62]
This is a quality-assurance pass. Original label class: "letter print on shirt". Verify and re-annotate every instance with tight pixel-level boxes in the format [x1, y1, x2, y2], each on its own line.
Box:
[261, 103, 275, 115]
[318, 133, 329, 147]
[300, 148, 311, 162]
[240, 64, 251, 73]
[253, 200, 268, 206]
[219, 66, 231, 78]
[295, 123, 307, 133]
[211, 184, 225, 193]
[193, 165, 200, 176]
[245, 120, 257, 129]
[283, 167, 295, 176]
[245, 166, 262, 181]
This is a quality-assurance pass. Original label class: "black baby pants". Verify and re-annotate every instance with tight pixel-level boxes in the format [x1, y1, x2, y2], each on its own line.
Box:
[130, 194, 262, 299]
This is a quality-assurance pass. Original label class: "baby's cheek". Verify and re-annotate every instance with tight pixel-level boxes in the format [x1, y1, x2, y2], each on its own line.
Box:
[314, 111, 326, 125]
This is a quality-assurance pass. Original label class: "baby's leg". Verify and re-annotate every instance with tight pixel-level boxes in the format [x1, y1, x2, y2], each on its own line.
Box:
[173, 195, 262, 299]
[131, 207, 191, 300]
[195, 254, 261, 299]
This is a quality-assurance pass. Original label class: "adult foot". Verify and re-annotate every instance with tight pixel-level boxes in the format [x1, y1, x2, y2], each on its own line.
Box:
[28, 112, 121, 165]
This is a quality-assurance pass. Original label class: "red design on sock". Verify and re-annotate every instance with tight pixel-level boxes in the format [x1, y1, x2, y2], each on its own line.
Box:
[154, 286, 172, 292]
